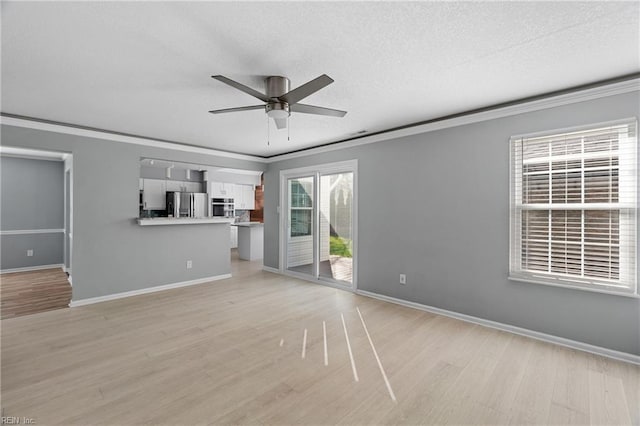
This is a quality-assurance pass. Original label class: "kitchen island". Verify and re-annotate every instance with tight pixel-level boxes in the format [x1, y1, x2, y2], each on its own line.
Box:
[232, 222, 263, 261]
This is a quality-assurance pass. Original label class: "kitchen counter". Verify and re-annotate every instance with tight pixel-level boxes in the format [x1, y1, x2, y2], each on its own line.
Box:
[233, 222, 263, 260]
[231, 222, 264, 227]
[137, 217, 234, 226]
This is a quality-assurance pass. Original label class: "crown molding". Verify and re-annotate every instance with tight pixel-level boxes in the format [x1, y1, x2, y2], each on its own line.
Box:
[0, 114, 268, 163]
[266, 77, 640, 163]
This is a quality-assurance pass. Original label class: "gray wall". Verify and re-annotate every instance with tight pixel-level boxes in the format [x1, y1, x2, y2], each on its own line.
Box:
[1, 125, 265, 301]
[1, 233, 63, 269]
[1, 156, 64, 229]
[264, 91, 640, 356]
[0, 156, 64, 269]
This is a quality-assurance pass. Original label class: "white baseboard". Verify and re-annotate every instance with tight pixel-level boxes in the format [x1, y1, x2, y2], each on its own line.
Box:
[264, 267, 355, 292]
[0, 263, 64, 274]
[262, 265, 280, 274]
[69, 273, 232, 307]
[356, 289, 640, 365]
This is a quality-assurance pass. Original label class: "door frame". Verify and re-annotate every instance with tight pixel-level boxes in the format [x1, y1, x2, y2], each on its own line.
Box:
[278, 159, 358, 291]
[63, 155, 73, 284]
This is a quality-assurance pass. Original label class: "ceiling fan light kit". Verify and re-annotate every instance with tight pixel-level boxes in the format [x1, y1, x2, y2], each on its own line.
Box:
[209, 74, 347, 132]
[265, 103, 290, 119]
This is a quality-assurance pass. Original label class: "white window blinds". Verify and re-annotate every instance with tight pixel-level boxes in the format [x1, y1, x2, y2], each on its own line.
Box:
[510, 119, 638, 295]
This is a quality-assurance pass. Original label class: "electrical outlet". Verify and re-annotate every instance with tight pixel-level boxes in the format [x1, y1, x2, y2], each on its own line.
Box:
[186, 260, 193, 269]
[399, 274, 406, 285]
[27, 249, 34, 257]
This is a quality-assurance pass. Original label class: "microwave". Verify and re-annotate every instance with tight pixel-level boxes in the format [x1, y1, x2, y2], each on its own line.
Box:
[212, 198, 234, 217]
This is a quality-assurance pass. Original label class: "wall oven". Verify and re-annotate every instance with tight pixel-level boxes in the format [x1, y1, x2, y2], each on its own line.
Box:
[212, 198, 234, 218]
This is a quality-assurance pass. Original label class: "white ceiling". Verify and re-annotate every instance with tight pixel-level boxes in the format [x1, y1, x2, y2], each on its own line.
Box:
[2, 1, 638, 157]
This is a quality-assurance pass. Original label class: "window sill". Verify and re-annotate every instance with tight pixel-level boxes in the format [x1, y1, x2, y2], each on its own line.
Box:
[508, 275, 639, 299]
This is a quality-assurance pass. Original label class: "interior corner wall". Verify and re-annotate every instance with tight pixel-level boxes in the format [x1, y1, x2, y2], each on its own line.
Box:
[0, 124, 266, 301]
[0, 156, 64, 270]
[263, 90, 640, 356]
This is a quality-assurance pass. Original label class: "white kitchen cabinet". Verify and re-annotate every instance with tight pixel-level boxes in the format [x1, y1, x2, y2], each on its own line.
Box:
[210, 181, 222, 197]
[235, 184, 255, 210]
[211, 182, 236, 198]
[142, 179, 166, 210]
[248, 186, 256, 210]
[210, 182, 253, 209]
[230, 226, 238, 249]
[236, 185, 245, 209]
[245, 185, 255, 210]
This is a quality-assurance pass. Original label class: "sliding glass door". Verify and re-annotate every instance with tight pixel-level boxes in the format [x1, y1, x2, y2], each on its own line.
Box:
[318, 172, 353, 283]
[282, 161, 357, 289]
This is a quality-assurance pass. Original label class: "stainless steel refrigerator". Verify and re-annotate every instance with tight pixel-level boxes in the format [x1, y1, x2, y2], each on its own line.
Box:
[166, 192, 207, 218]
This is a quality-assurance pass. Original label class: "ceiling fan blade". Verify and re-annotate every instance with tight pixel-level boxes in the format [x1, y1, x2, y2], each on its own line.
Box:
[278, 74, 334, 104]
[273, 118, 287, 130]
[208, 105, 264, 114]
[290, 103, 347, 117]
[211, 75, 270, 102]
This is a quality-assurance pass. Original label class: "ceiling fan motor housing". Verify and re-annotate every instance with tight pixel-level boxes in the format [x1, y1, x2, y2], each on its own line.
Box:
[266, 76, 290, 98]
[266, 76, 291, 118]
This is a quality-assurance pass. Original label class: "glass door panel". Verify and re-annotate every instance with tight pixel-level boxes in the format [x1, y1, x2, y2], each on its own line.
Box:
[286, 176, 316, 276]
[319, 173, 354, 284]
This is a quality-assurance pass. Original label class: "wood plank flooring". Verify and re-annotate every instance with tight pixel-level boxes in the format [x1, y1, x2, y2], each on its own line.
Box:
[1, 254, 638, 425]
[0, 268, 71, 319]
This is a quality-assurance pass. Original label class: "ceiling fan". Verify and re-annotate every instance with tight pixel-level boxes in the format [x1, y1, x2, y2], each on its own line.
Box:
[209, 74, 347, 129]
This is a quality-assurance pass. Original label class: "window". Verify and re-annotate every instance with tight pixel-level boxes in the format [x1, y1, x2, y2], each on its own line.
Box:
[290, 179, 313, 237]
[510, 119, 637, 296]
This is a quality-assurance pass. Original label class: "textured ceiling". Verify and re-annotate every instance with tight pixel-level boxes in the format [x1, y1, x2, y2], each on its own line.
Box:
[2, 1, 638, 157]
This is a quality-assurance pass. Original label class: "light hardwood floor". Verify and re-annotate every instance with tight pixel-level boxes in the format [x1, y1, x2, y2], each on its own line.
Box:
[0, 268, 71, 319]
[1, 252, 638, 425]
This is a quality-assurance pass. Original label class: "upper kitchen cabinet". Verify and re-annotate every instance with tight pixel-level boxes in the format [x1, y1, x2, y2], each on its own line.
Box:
[141, 179, 166, 210]
[235, 184, 255, 210]
[211, 181, 236, 198]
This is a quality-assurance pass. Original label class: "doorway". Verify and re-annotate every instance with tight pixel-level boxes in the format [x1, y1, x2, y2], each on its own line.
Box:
[0, 147, 72, 318]
[280, 160, 357, 290]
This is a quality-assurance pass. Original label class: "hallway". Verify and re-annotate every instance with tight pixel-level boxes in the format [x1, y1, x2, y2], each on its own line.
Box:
[0, 268, 71, 319]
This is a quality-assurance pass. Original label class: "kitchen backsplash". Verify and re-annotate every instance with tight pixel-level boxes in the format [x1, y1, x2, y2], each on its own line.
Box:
[235, 210, 250, 223]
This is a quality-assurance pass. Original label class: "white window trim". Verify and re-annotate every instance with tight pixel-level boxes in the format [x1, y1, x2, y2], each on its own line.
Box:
[509, 118, 638, 298]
